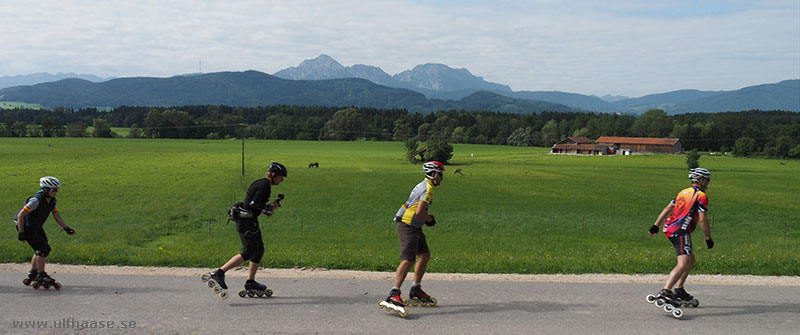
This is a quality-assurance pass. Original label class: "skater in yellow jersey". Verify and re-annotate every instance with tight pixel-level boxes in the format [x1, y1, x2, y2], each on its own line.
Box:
[378, 161, 445, 317]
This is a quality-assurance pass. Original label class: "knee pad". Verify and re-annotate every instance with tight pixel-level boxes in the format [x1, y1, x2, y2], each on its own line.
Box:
[36, 244, 51, 257]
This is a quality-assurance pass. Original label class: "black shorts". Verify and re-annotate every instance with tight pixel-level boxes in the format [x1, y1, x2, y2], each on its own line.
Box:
[18, 226, 49, 255]
[668, 234, 693, 256]
[396, 222, 430, 261]
[235, 219, 264, 263]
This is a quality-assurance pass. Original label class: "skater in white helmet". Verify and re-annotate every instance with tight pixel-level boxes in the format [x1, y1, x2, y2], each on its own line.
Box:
[15, 176, 76, 289]
[648, 168, 714, 310]
[202, 162, 287, 299]
[379, 161, 445, 317]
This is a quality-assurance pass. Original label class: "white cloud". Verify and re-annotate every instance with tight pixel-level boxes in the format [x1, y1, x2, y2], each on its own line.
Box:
[0, 0, 797, 97]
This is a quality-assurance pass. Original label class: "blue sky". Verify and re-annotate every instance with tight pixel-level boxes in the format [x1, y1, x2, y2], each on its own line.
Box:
[0, 0, 797, 97]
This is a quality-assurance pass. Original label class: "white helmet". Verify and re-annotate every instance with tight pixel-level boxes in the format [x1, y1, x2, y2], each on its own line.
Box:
[423, 161, 445, 178]
[40, 176, 61, 189]
[688, 168, 711, 182]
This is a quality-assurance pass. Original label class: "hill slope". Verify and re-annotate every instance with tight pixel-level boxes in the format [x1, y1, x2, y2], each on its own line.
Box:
[0, 71, 578, 114]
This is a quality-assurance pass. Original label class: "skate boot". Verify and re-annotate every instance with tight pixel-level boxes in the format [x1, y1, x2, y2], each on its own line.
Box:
[238, 279, 273, 298]
[673, 288, 699, 307]
[404, 285, 438, 307]
[645, 289, 683, 318]
[22, 269, 38, 286]
[32, 272, 61, 290]
[200, 270, 228, 299]
[377, 288, 408, 317]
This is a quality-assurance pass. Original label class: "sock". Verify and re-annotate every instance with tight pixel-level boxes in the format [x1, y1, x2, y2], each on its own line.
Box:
[392, 286, 400, 291]
[412, 282, 421, 288]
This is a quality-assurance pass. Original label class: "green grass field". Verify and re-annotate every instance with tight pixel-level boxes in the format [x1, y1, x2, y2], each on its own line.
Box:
[1, 138, 797, 275]
[0, 101, 46, 110]
[85, 127, 131, 137]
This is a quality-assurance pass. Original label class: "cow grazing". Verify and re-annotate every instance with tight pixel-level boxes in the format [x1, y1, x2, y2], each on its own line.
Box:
[454, 168, 463, 175]
[308, 162, 319, 168]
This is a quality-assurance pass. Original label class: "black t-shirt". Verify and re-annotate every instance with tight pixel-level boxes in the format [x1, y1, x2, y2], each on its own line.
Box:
[242, 178, 271, 216]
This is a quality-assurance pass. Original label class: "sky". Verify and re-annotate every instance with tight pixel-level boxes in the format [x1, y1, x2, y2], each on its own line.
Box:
[1, 0, 798, 98]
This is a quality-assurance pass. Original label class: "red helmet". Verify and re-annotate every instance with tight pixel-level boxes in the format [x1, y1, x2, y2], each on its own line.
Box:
[423, 161, 445, 177]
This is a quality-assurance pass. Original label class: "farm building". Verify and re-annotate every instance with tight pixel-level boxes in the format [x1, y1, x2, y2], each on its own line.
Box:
[551, 137, 611, 155]
[595, 136, 683, 154]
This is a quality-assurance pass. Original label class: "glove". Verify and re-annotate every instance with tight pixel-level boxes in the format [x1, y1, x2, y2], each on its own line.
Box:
[648, 225, 659, 234]
[64, 226, 75, 235]
[706, 238, 714, 249]
[18, 232, 26, 241]
[425, 215, 436, 227]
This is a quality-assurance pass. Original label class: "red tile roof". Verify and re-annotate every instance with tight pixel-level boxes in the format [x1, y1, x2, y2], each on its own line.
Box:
[552, 143, 609, 150]
[595, 137, 680, 145]
[567, 136, 594, 144]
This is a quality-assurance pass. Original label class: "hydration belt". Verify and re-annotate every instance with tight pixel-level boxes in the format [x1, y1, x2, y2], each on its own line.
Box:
[229, 202, 256, 220]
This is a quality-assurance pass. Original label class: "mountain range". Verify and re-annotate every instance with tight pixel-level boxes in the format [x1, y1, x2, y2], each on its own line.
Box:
[0, 73, 107, 90]
[1, 55, 797, 114]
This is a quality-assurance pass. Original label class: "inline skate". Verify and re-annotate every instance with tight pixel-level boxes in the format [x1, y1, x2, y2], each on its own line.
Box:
[22, 269, 38, 286]
[238, 279, 273, 298]
[200, 270, 229, 299]
[403, 285, 438, 307]
[645, 289, 683, 318]
[377, 288, 408, 317]
[32, 272, 61, 290]
[673, 288, 699, 307]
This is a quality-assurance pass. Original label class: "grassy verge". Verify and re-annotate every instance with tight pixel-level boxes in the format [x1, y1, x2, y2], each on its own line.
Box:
[1, 138, 797, 275]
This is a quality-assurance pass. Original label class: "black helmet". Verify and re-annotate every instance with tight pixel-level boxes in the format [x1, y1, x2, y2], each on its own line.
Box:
[268, 161, 288, 177]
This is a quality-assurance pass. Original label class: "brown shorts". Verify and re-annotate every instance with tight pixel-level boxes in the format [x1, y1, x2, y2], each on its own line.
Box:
[397, 222, 430, 261]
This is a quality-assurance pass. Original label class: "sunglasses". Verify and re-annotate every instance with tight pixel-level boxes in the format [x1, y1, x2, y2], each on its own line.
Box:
[48, 188, 59, 192]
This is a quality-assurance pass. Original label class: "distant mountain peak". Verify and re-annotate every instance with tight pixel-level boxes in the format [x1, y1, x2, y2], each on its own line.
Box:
[273, 55, 511, 94]
[299, 54, 344, 69]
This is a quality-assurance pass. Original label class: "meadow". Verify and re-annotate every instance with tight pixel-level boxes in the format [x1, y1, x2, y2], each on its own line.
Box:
[1, 137, 797, 275]
[0, 101, 46, 110]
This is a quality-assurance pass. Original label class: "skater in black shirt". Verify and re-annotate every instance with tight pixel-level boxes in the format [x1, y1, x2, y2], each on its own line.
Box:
[15, 176, 76, 289]
[202, 162, 287, 299]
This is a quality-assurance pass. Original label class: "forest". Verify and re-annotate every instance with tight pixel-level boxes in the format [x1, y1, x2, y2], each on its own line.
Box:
[1, 105, 798, 158]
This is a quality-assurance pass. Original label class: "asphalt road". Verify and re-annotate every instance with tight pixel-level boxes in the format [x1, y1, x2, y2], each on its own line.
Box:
[1, 270, 798, 334]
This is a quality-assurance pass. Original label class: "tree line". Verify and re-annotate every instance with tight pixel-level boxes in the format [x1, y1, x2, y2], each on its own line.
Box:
[1, 105, 799, 158]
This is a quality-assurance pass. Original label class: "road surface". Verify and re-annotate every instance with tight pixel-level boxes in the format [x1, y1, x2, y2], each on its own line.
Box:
[1, 268, 798, 334]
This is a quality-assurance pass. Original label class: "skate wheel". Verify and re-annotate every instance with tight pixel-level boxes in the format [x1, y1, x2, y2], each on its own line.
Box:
[265, 289, 273, 297]
[201, 274, 210, 282]
[23, 278, 31, 286]
[247, 290, 255, 297]
[32, 282, 40, 289]
[207, 280, 215, 288]
[378, 300, 386, 310]
[402, 298, 410, 305]
[655, 299, 665, 308]
[646, 294, 656, 303]
[429, 297, 438, 307]
[664, 304, 674, 312]
[399, 308, 408, 318]
[256, 291, 264, 297]
[238, 289, 247, 298]
[691, 300, 699, 308]
[672, 308, 683, 318]
[213, 285, 221, 293]
[53, 282, 61, 290]
[219, 290, 228, 300]
[43, 284, 50, 289]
